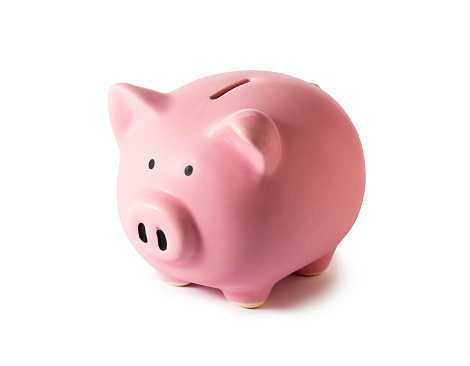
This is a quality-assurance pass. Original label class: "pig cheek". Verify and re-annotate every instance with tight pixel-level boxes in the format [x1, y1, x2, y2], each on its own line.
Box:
[186, 155, 260, 273]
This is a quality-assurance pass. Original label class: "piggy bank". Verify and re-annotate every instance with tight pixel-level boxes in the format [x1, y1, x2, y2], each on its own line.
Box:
[108, 71, 365, 308]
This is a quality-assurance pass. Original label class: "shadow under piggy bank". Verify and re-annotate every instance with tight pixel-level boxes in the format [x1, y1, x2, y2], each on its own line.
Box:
[262, 268, 339, 310]
[184, 257, 342, 310]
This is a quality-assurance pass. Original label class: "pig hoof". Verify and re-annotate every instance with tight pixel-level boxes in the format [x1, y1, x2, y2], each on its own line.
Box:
[166, 281, 191, 287]
[157, 271, 191, 287]
[230, 300, 265, 309]
[222, 286, 272, 309]
[295, 251, 335, 276]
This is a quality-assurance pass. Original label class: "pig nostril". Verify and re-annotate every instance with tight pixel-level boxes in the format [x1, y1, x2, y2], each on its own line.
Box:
[156, 229, 167, 251]
[138, 223, 148, 243]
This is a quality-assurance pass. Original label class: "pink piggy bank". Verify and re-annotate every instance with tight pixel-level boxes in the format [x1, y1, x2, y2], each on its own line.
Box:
[108, 71, 365, 308]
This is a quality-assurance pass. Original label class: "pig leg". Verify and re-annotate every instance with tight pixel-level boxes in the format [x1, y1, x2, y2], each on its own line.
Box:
[222, 284, 274, 309]
[156, 271, 191, 287]
[295, 250, 335, 276]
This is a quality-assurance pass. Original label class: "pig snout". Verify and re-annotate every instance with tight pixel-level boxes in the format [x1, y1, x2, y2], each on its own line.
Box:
[125, 192, 198, 263]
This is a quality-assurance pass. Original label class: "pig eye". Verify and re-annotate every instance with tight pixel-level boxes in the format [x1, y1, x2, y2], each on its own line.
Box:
[148, 159, 155, 169]
[184, 165, 193, 176]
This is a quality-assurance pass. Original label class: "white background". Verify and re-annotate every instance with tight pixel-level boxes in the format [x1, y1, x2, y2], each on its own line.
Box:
[1, 1, 469, 365]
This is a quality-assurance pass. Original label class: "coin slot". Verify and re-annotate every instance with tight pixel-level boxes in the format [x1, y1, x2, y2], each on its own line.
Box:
[210, 78, 250, 100]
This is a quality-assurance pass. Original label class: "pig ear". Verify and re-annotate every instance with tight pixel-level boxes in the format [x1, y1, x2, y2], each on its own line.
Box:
[210, 109, 281, 175]
[108, 83, 167, 148]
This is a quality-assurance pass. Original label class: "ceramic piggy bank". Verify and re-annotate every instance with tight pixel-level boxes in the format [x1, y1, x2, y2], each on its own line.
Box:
[108, 71, 365, 308]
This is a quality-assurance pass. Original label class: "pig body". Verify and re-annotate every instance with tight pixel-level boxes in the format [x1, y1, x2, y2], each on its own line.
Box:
[108, 71, 365, 308]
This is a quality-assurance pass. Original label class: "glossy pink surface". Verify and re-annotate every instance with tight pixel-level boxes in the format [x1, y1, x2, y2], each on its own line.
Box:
[108, 71, 365, 307]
